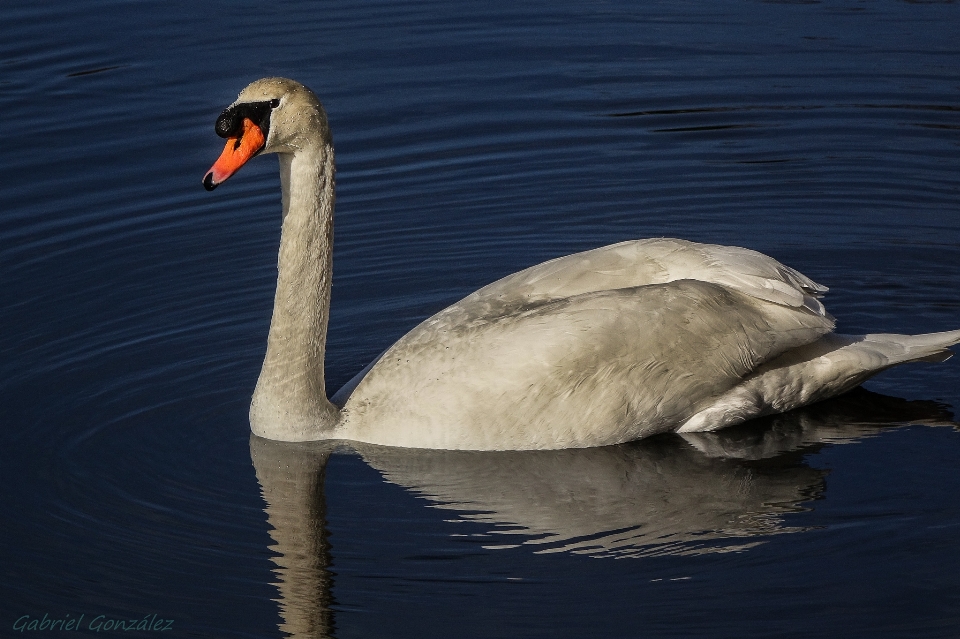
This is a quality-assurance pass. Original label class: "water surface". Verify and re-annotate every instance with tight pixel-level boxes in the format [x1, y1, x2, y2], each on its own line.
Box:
[2, 0, 960, 637]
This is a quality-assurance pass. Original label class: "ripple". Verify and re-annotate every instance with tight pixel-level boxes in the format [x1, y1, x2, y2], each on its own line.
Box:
[3, 0, 960, 635]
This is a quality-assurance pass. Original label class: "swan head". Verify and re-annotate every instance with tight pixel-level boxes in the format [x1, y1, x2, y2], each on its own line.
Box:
[203, 77, 330, 191]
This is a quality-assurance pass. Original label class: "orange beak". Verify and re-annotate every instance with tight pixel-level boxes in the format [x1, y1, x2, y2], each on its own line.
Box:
[202, 118, 266, 190]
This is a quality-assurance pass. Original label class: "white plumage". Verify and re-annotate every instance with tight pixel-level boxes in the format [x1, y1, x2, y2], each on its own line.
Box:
[205, 78, 960, 450]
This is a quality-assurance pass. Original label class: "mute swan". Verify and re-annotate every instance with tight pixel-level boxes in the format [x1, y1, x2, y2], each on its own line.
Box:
[204, 77, 960, 449]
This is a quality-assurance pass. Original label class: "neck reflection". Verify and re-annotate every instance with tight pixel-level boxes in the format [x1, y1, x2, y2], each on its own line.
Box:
[251, 437, 338, 638]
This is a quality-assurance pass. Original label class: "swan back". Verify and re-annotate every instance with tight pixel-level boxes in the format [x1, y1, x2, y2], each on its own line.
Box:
[472, 238, 829, 316]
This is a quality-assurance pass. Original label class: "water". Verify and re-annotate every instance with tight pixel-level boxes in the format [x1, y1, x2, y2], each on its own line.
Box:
[2, 0, 960, 636]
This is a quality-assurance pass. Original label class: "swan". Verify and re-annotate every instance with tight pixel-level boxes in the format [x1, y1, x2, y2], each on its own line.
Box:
[203, 77, 960, 450]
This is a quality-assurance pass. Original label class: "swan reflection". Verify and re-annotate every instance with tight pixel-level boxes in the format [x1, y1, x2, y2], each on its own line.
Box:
[251, 437, 335, 639]
[250, 389, 954, 637]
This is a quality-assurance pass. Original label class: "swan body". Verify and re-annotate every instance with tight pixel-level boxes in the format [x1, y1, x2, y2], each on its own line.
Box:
[204, 78, 960, 450]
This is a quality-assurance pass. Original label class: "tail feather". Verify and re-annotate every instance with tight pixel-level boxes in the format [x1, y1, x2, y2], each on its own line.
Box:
[677, 328, 960, 434]
[862, 329, 960, 365]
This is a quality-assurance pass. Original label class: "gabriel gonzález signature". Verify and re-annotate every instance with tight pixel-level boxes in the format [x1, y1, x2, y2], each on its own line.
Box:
[12, 613, 174, 632]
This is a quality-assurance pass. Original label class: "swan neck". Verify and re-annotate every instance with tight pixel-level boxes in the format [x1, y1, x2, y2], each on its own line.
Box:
[251, 143, 339, 441]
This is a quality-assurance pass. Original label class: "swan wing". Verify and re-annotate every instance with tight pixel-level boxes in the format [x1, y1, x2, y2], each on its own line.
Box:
[332, 238, 830, 407]
[473, 238, 829, 316]
[338, 279, 834, 450]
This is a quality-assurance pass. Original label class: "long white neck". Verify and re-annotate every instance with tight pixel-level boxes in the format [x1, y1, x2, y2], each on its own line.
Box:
[250, 142, 339, 441]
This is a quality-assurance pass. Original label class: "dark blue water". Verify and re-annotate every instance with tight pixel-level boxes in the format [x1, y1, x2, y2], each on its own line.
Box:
[2, 0, 960, 637]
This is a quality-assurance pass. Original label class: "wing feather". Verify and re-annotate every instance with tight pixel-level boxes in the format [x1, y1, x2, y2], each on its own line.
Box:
[473, 238, 829, 317]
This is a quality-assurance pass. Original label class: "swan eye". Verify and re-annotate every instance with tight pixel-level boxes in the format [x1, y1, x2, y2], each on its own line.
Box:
[270, 99, 280, 108]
